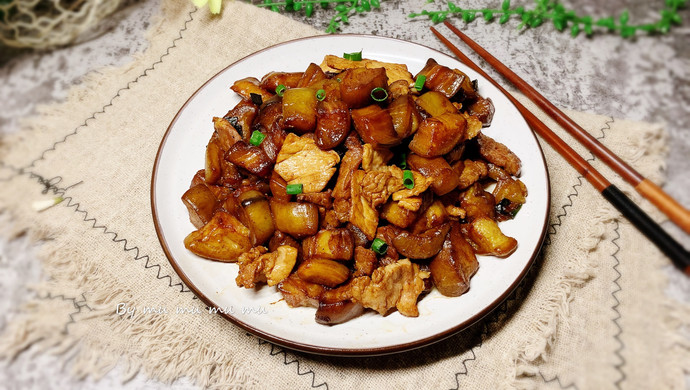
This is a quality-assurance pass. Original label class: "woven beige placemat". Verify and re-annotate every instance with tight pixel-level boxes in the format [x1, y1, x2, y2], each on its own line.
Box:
[1, 1, 688, 388]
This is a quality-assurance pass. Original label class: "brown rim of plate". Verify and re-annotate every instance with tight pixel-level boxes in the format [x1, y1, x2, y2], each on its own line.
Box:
[150, 34, 551, 357]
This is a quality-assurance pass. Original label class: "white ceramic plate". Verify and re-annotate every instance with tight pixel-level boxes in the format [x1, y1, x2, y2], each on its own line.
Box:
[152, 35, 550, 355]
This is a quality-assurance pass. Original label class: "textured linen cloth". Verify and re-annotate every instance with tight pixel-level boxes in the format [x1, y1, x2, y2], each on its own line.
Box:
[0, 1, 688, 389]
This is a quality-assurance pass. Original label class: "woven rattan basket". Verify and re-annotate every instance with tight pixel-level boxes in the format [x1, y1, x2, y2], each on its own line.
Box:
[0, 0, 123, 49]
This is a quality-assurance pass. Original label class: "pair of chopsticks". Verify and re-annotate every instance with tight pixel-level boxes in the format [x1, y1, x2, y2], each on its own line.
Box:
[431, 21, 690, 275]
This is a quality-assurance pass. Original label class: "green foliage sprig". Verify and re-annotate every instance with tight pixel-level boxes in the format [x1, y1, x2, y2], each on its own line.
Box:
[253, 0, 382, 33]
[409, 0, 687, 38]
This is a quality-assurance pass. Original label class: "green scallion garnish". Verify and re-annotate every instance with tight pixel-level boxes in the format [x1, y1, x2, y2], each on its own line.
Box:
[286, 183, 303, 195]
[249, 130, 266, 146]
[370, 87, 388, 102]
[343, 50, 362, 61]
[276, 84, 287, 97]
[414, 75, 426, 92]
[399, 152, 407, 169]
[403, 170, 414, 189]
[371, 238, 388, 255]
[316, 89, 326, 101]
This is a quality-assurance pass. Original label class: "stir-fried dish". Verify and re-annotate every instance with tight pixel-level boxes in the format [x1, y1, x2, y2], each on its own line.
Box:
[181, 53, 527, 325]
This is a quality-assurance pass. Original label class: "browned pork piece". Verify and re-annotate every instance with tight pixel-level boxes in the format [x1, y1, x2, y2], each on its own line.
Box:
[274, 133, 340, 193]
[235, 245, 298, 288]
[476, 133, 522, 176]
[349, 259, 430, 317]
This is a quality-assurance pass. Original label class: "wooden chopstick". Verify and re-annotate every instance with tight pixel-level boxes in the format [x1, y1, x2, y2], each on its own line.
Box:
[443, 20, 690, 235]
[430, 26, 690, 275]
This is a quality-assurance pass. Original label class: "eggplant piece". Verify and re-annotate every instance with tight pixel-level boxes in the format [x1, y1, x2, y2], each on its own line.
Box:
[388, 79, 411, 100]
[391, 223, 450, 259]
[466, 97, 495, 127]
[452, 69, 479, 101]
[183, 211, 252, 262]
[315, 100, 350, 149]
[410, 200, 449, 234]
[282, 87, 318, 133]
[351, 104, 400, 148]
[269, 200, 320, 238]
[219, 99, 258, 144]
[268, 230, 301, 254]
[310, 78, 342, 102]
[255, 95, 284, 136]
[407, 154, 460, 196]
[205, 135, 224, 184]
[381, 200, 418, 228]
[268, 171, 290, 202]
[339, 67, 388, 108]
[460, 183, 496, 221]
[297, 257, 350, 287]
[415, 58, 465, 99]
[388, 94, 422, 139]
[278, 273, 324, 308]
[259, 71, 302, 92]
[312, 228, 354, 261]
[217, 160, 243, 189]
[430, 222, 478, 297]
[230, 77, 273, 103]
[466, 216, 517, 257]
[225, 141, 273, 177]
[315, 300, 364, 325]
[258, 125, 287, 163]
[297, 63, 328, 87]
[408, 113, 467, 157]
[181, 184, 219, 229]
[237, 189, 275, 246]
[492, 177, 528, 221]
[414, 91, 458, 117]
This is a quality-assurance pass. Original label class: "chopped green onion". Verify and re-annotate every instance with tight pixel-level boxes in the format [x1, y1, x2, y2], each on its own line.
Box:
[249, 130, 266, 146]
[414, 75, 426, 91]
[403, 170, 414, 189]
[343, 50, 362, 61]
[275, 84, 287, 97]
[399, 152, 407, 169]
[370, 87, 388, 102]
[371, 238, 388, 255]
[286, 183, 303, 195]
[336, 77, 342, 82]
[316, 89, 326, 101]
[511, 204, 523, 218]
